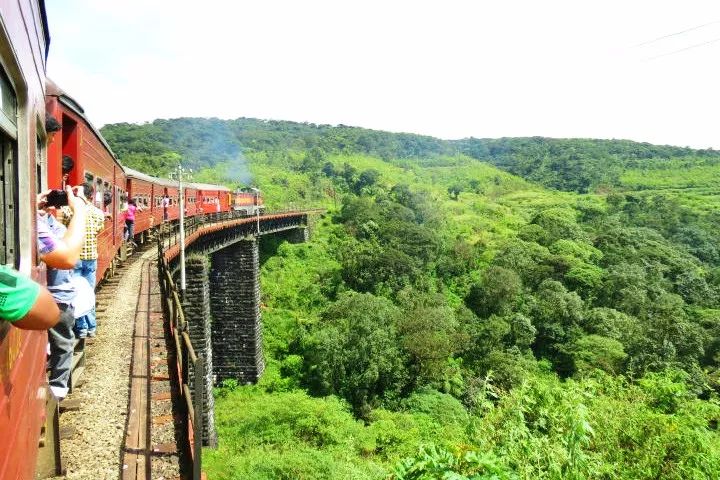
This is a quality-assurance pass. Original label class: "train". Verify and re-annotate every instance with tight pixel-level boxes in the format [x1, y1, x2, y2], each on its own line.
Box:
[0, 1, 263, 477]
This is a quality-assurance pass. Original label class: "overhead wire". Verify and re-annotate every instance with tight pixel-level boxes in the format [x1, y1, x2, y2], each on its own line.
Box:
[633, 19, 720, 47]
[644, 36, 720, 61]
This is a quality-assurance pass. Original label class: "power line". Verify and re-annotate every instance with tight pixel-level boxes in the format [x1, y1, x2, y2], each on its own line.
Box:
[633, 20, 720, 47]
[645, 36, 720, 61]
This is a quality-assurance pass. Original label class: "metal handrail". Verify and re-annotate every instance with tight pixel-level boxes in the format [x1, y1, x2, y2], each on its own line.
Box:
[155, 208, 319, 253]
[157, 246, 203, 480]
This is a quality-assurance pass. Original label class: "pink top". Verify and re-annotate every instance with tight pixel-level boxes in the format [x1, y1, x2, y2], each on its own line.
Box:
[125, 204, 137, 222]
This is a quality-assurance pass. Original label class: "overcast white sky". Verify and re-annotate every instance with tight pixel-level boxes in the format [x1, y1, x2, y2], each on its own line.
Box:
[46, 1, 720, 149]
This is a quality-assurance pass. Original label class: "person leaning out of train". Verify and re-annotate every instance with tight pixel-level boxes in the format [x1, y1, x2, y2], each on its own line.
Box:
[162, 194, 170, 221]
[61, 155, 74, 189]
[58, 182, 106, 338]
[102, 191, 113, 218]
[37, 185, 87, 400]
[45, 113, 61, 144]
[0, 265, 60, 330]
[122, 198, 144, 247]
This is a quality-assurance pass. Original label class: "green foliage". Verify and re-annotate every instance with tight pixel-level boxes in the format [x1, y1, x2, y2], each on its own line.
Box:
[466, 266, 522, 318]
[204, 389, 385, 479]
[302, 292, 408, 417]
[396, 292, 465, 388]
[565, 334, 627, 375]
[390, 445, 516, 480]
[104, 116, 720, 479]
[401, 388, 469, 426]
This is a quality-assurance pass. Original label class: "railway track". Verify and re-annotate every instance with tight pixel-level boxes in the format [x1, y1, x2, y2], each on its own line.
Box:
[121, 248, 186, 480]
[38, 241, 186, 479]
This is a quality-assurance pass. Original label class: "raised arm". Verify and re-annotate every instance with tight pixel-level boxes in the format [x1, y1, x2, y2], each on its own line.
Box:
[38, 186, 87, 269]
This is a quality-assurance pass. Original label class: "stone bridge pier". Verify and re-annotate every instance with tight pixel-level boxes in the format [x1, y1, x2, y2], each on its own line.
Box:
[170, 215, 311, 446]
[209, 238, 263, 384]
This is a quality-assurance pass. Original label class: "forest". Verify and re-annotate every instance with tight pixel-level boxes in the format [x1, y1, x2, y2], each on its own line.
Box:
[102, 118, 720, 479]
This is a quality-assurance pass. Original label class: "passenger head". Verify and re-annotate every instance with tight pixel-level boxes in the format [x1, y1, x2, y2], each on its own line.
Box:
[45, 114, 61, 143]
[82, 182, 94, 200]
[128, 198, 136, 206]
[61, 155, 74, 185]
[103, 192, 112, 207]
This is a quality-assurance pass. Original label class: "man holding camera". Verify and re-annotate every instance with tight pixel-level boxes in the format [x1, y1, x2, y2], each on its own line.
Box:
[38, 185, 87, 400]
[59, 182, 106, 338]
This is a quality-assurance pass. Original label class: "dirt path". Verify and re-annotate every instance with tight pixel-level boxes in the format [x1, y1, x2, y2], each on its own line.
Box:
[54, 248, 156, 479]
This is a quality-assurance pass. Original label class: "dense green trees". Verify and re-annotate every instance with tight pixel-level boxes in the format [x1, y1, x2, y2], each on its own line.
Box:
[102, 118, 720, 479]
[303, 292, 407, 417]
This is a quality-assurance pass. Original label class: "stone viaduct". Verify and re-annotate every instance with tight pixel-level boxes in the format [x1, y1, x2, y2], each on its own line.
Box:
[160, 212, 312, 446]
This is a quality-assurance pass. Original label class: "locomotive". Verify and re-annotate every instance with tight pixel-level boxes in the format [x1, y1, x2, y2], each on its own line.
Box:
[0, 1, 262, 476]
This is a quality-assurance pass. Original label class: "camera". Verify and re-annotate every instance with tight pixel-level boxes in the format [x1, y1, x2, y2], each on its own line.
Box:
[45, 189, 69, 207]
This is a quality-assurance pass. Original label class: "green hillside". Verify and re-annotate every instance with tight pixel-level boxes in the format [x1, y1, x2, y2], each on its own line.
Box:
[102, 119, 720, 479]
[101, 118, 720, 194]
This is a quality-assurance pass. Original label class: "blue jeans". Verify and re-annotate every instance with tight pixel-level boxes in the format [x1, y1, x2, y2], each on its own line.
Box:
[74, 259, 97, 336]
[125, 219, 135, 242]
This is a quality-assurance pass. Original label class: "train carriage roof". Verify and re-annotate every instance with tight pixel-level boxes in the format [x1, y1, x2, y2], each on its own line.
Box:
[124, 167, 230, 192]
[189, 182, 231, 192]
[124, 166, 162, 184]
[46, 78, 121, 164]
[124, 167, 181, 188]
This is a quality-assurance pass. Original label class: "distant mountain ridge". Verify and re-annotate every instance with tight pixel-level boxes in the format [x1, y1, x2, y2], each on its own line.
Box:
[101, 117, 720, 193]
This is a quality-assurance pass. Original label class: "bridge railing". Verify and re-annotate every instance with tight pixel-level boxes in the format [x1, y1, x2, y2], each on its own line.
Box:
[157, 246, 203, 480]
[157, 209, 315, 251]
[159, 211, 248, 250]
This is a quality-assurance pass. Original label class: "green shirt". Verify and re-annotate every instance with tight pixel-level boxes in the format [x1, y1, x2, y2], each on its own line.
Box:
[0, 265, 40, 322]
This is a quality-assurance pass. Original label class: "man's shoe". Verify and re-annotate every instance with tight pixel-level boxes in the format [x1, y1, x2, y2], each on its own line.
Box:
[50, 385, 68, 401]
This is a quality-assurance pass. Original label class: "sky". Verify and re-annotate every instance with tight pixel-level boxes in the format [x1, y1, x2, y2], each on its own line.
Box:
[46, 1, 720, 149]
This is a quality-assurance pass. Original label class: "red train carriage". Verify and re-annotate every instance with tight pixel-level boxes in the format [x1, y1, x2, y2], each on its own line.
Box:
[233, 190, 265, 216]
[193, 183, 231, 214]
[158, 177, 180, 222]
[184, 183, 198, 217]
[125, 167, 161, 240]
[0, 1, 53, 478]
[46, 81, 126, 283]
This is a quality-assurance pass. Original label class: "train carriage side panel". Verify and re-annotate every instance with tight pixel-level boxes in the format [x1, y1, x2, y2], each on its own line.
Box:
[166, 184, 179, 222]
[151, 182, 163, 226]
[126, 172, 154, 237]
[0, 0, 50, 478]
[46, 86, 125, 283]
[220, 187, 231, 212]
[184, 185, 197, 217]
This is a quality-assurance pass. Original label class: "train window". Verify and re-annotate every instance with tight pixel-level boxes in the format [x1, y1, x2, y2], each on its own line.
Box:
[0, 69, 17, 266]
[36, 137, 43, 201]
[0, 70, 17, 137]
[93, 177, 103, 206]
[0, 134, 16, 265]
